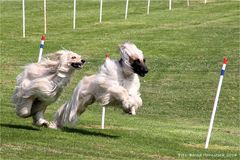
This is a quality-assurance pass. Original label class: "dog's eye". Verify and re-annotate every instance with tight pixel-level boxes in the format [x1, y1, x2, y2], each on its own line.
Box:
[72, 56, 76, 59]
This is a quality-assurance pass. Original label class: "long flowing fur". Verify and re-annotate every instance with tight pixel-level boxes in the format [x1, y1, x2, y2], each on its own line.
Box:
[50, 42, 148, 129]
[12, 50, 85, 126]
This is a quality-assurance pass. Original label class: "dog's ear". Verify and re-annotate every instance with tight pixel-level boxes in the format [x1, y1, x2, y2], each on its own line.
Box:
[119, 44, 130, 61]
[53, 51, 64, 60]
[118, 44, 125, 53]
[46, 51, 63, 61]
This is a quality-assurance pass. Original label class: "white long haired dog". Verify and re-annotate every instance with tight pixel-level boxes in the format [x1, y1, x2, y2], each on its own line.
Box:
[12, 50, 85, 127]
[49, 42, 148, 129]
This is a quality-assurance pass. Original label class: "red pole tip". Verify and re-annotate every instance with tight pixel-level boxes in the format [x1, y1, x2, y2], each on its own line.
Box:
[223, 57, 228, 64]
[41, 35, 45, 41]
[105, 53, 110, 58]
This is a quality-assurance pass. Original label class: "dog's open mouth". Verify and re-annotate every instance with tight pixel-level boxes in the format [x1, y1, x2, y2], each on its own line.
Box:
[71, 61, 85, 69]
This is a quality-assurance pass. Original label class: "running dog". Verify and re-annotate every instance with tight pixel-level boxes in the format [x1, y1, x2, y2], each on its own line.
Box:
[12, 50, 85, 127]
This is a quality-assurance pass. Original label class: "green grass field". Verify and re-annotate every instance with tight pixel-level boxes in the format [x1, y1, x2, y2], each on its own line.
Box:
[1, 0, 239, 159]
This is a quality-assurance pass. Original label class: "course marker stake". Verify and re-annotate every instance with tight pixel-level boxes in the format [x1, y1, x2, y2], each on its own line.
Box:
[205, 57, 228, 149]
[38, 35, 45, 63]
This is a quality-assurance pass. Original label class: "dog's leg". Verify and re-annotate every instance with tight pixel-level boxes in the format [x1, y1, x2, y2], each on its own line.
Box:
[32, 111, 49, 127]
[134, 95, 142, 107]
[31, 101, 49, 127]
[49, 101, 86, 129]
[67, 94, 94, 124]
[108, 86, 137, 114]
[128, 95, 142, 115]
[49, 103, 67, 129]
[16, 98, 33, 118]
[49, 94, 94, 129]
[77, 94, 94, 114]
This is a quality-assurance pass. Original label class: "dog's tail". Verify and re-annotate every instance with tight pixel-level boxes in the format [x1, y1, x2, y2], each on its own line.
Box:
[54, 81, 91, 127]
[53, 101, 77, 128]
[54, 75, 95, 128]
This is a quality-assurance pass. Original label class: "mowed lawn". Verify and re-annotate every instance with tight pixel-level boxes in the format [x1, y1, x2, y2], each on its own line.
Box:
[0, 0, 239, 159]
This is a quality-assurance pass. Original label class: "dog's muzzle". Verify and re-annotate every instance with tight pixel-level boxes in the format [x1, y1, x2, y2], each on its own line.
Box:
[71, 59, 85, 69]
[131, 60, 148, 77]
[137, 67, 148, 77]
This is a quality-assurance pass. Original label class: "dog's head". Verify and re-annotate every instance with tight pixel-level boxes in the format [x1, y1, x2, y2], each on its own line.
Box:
[119, 42, 148, 77]
[52, 50, 85, 73]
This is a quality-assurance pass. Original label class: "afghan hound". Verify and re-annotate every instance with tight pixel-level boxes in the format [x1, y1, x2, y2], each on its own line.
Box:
[12, 50, 85, 127]
[49, 42, 148, 129]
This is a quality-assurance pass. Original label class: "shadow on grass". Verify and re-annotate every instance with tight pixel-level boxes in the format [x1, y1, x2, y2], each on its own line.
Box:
[0, 123, 40, 131]
[62, 127, 120, 139]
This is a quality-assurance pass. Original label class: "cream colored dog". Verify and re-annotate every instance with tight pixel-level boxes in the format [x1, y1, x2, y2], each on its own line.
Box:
[12, 50, 85, 127]
[50, 42, 148, 129]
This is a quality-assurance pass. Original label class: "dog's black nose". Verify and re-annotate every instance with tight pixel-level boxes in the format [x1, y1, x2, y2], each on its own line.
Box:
[81, 59, 86, 64]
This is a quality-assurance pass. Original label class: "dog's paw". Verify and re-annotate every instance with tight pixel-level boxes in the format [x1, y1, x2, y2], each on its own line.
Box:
[48, 121, 59, 130]
[33, 118, 49, 127]
[123, 107, 136, 115]
[130, 107, 136, 115]
[122, 100, 137, 115]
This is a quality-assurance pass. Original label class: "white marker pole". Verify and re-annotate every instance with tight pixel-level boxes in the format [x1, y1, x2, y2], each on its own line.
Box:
[205, 58, 228, 149]
[73, 0, 76, 29]
[187, 0, 190, 6]
[125, 0, 129, 20]
[101, 107, 105, 129]
[169, 0, 172, 10]
[22, 0, 25, 38]
[100, 0, 102, 23]
[38, 35, 45, 63]
[44, 0, 47, 34]
[147, 0, 150, 15]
